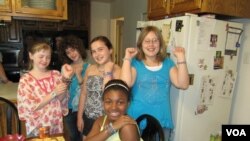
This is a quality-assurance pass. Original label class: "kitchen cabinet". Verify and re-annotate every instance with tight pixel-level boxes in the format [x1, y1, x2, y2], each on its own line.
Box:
[148, 0, 170, 20]
[0, 0, 68, 21]
[0, 0, 11, 13]
[61, 0, 90, 31]
[21, 20, 58, 31]
[148, 0, 250, 20]
[0, 20, 20, 43]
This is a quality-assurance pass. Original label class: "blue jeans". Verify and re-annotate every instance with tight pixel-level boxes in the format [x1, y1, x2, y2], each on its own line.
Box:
[64, 110, 81, 141]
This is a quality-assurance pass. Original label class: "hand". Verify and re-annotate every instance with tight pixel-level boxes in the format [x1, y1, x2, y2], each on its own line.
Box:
[77, 117, 84, 132]
[173, 47, 186, 61]
[125, 47, 138, 60]
[61, 64, 74, 79]
[54, 82, 68, 96]
[112, 115, 137, 130]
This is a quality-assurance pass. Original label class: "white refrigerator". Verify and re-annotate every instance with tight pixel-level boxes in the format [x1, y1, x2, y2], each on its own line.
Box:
[136, 15, 243, 141]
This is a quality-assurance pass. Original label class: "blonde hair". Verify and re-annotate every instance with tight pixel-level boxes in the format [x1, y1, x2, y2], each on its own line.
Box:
[136, 26, 167, 61]
[28, 42, 52, 70]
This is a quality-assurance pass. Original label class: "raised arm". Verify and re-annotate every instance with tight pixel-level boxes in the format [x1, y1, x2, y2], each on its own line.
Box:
[120, 47, 137, 87]
[170, 47, 189, 89]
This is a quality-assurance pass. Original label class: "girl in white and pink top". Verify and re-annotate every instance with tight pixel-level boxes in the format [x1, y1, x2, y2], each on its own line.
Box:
[17, 41, 73, 137]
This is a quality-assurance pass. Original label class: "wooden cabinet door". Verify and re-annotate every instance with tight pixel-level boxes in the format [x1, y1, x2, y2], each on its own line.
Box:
[62, 0, 90, 30]
[14, 0, 67, 20]
[201, 0, 236, 16]
[148, 0, 169, 20]
[170, 0, 202, 14]
[236, 0, 250, 18]
[0, 0, 12, 12]
[39, 22, 58, 30]
[78, 0, 90, 30]
[21, 20, 38, 29]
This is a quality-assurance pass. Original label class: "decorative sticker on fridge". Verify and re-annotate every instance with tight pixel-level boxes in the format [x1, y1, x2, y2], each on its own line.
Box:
[224, 24, 243, 57]
[214, 51, 224, 70]
[162, 23, 171, 45]
[198, 58, 208, 70]
[220, 70, 237, 98]
[197, 18, 216, 51]
[199, 75, 216, 105]
[210, 34, 218, 48]
[195, 75, 216, 115]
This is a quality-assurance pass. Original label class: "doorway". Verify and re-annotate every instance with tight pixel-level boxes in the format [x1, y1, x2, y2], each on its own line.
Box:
[110, 17, 124, 66]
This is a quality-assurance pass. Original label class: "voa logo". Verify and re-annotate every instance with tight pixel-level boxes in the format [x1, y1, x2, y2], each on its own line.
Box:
[226, 129, 246, 136]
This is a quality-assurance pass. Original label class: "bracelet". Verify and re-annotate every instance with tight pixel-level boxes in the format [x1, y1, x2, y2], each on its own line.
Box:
[62, 76, 71, 83]
[123, 58, 131, 62]
[105, 123, 117, 135]
[78, 80, 83, 85]
[51, 91, 57, 99]
[177, 61, 186, 65]
[103, 72, 113, 78]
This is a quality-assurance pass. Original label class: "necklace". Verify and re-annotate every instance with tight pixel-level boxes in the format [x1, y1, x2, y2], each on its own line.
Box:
[97, 65, 105, 74]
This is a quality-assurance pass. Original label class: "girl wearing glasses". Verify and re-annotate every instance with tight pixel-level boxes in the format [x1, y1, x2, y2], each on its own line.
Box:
[120, 25, 189, 140]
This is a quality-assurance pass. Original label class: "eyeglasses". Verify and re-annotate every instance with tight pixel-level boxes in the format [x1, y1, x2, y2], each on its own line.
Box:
[143, 39, 159, 44]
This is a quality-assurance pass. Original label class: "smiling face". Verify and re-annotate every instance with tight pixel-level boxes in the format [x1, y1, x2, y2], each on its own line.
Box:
[65, 47, 81, 62]
[103, 89, 129, 122]
[90, 40, 112, 65]
[142, 31, 160, 58]
[29, 49, 51, 71]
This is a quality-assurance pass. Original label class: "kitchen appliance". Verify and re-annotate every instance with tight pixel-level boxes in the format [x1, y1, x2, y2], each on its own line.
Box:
[136, 15, 243, 141]
[0, 45, 20, 82]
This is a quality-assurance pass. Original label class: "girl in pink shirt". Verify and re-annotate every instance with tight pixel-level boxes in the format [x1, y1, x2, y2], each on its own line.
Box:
[17, 41, 73, 137]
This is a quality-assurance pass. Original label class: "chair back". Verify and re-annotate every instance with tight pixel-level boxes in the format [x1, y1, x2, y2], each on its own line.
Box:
[0, 97, 21, 136]
[136, 114, 165, 141]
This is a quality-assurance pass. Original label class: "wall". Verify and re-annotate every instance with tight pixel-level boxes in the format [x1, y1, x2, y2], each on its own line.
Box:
[110, 0, 147, 47]
[90, 1, 111, 39]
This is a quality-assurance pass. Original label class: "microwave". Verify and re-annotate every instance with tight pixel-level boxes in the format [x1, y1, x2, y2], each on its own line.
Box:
[0, 47, 20, 68]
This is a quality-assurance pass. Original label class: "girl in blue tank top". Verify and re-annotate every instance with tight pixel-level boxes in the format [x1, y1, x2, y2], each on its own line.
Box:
[120, 25, 190, 140]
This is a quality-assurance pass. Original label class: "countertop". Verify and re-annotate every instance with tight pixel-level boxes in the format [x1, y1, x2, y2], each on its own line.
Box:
[0, 83, 18, 102]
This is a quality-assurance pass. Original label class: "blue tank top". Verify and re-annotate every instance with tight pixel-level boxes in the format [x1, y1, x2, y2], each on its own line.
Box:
[68, 63, 89, 111]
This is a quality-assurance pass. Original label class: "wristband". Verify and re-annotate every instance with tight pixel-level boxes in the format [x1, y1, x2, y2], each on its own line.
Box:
[78, 81, 83, 85]
[105, 123, 117, 135]
[177, 61, 186, 65]
[123, 58, 131, 62]
[51, 91, 57, 99]
[62, 76, 71, 83]
[103, 72, 113, 78]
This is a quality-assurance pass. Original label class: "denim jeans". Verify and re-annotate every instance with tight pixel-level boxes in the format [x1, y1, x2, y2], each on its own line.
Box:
[64, 110, 81, 141]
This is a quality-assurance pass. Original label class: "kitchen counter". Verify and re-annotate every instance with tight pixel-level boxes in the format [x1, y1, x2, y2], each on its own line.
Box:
[0, 83, 18, 102]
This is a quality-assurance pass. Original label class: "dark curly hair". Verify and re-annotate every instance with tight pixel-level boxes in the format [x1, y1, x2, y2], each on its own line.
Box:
[59, 34, 87, 64]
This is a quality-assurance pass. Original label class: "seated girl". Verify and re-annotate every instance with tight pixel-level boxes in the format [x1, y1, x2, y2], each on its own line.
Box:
[85, 79, 143, 141]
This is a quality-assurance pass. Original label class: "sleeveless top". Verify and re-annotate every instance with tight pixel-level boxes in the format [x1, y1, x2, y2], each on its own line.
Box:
[100, 115, 144, 141]
[68, 63, 89, 112]
[84, 75, 104, 119]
